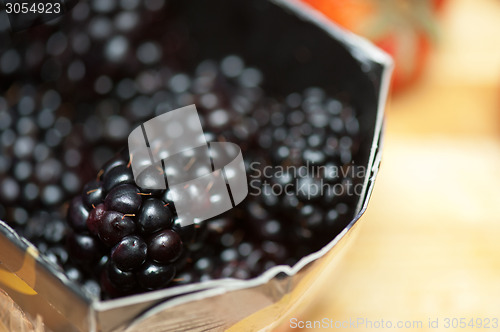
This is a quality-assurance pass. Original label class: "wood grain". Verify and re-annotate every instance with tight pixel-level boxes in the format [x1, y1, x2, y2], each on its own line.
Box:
[0, 290, 44, 332]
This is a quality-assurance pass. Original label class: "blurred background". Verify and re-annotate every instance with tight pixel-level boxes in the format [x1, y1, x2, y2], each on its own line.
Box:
[278, 0, 500, 330]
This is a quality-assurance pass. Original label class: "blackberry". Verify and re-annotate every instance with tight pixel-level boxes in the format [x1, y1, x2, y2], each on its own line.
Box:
[65, 151, 190, 297]
[2, 52, 274, 298]
[104, 184, 142, 214]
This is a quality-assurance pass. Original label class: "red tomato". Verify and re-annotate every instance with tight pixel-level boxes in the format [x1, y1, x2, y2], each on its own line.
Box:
[301, 0, 444, 93]
[374, 32, 431, 92]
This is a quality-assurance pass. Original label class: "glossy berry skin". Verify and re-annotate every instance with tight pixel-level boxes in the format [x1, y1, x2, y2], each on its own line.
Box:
[137, 198, 173, 234]
[66, 232, 101, 263]
[111, 235, 147, 271]
[64, 152, 186, 297]
[87, 204, 106, 236]
[148, 230, 183, 264]
[100, 156, 127, 180]
[82, 180, 104, 209]
[137, 261, 176, 290]
[107, 262, 138, 290]
[103, 165, 134, 193]
[67, 196, 90, 232]
[104, 184, 142, 214]
[98, 211, 136, 246]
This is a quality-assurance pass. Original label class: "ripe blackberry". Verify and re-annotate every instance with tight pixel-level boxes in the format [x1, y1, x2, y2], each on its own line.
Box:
[65, 151, 194, 298]
[111, 236, 147, 271]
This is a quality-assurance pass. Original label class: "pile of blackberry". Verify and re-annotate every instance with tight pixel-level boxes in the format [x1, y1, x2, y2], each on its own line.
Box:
[243, 88, 363, 257]
[57, 56, 287, 297]
[1, 1, 365, 299]
[59, 70, 363, 298]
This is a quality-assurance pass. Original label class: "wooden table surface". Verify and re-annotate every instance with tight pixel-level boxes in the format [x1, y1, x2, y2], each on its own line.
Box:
[278, 0, 500, 330]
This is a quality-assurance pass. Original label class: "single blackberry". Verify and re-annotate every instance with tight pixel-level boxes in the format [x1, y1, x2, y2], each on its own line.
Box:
[65, 151, 193, 298]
